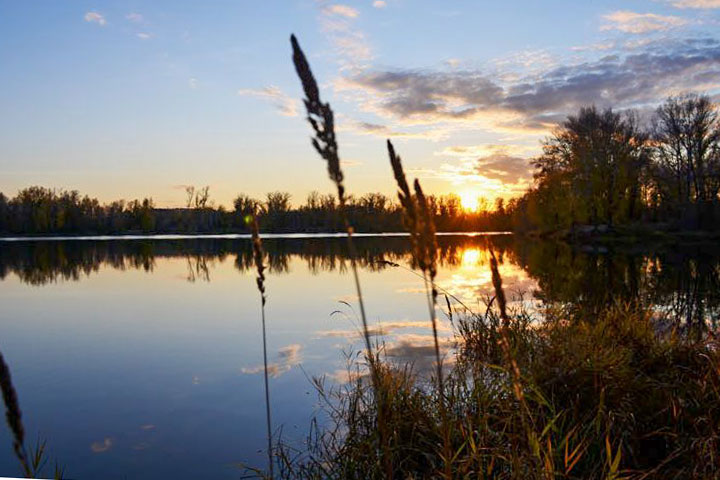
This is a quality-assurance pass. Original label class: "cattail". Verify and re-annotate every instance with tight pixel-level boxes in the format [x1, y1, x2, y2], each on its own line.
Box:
[0, 352, 31, 477]
[247, 214, 273, 478]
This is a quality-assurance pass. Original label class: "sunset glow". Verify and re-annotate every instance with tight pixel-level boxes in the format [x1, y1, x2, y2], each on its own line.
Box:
[459, 191, 482, 212]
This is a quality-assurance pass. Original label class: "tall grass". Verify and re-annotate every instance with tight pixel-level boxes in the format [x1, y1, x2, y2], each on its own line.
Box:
[248, 212, 274, 478]
[271, 35, 720, 480]
[290, 34, 392, 477]
[0, 351, 63, 479]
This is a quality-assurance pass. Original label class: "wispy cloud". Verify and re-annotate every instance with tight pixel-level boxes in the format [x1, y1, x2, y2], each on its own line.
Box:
[241, 344, 302, 378]
[136, 32, 152, 40]
[126, 12, 144, 23]
[570, 41, 616, 52]
[372, 0, 387, 8]
[90, 437, 113, 453]
[600, 10, 688, 34]
[188, 78, 198, 89]
[237, 86, 299, 117]
[84, 11, 106, 26]
[317, 320, 450, 339]
[323, 4, 359, 17]
[669, 0, 720, 8]
[319, 2, 372, 70]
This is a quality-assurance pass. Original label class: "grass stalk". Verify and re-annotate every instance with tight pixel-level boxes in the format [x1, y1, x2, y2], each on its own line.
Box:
[248, 214, 274, 479]
[0, 351, 31, 478]
[290, 34, 391, 478]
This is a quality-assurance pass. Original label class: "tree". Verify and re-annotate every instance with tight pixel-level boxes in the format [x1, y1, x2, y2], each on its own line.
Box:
[652, 94, 720, 227]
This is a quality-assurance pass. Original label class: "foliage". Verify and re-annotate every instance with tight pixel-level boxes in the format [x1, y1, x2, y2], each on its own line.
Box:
[509, 95, 720, 233]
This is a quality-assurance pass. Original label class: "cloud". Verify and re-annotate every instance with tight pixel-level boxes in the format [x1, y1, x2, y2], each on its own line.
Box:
[90, 438, 113, 453]
[373, 0, 387, 8]
[188, 78, 198, 89]
[600, 11, 688, 34]
[317, 320, 450, 339]
[669, 0, 720, 7]
[339, 38, 720, 134]
[438, 144, 537, 158]
[126, 12, 143, 23]
[342, 119, 449, 140]
[136, 32, 152, 40]
[319, 2, 372, 70]
[571, 41, 616, 52]
[84, 11, 106, 26]
[237, 86, 299, 117]
[241, 344, 302, 378]
[323, 4, 359, 17]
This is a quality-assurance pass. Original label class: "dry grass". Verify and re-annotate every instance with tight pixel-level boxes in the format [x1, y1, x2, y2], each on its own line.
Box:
[0, 351, 63, 479]
[265, 35, 720, 480]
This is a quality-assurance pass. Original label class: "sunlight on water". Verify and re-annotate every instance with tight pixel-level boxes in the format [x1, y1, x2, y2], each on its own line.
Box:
[0, 235, 718, 478]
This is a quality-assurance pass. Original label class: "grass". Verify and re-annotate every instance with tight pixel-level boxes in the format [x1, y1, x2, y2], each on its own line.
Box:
[0, 351, 63, 479]
[271, 302, 720, 479]
[257, 35, 720, 479]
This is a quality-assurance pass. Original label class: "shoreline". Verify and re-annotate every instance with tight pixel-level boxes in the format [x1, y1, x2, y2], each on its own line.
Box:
[0, 231, 512, 242]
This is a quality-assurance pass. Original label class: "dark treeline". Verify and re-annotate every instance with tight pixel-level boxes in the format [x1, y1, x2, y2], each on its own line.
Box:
[0, 187, 511, 236]
[507, 93, 720, 233]
[2, 236, 718, 328]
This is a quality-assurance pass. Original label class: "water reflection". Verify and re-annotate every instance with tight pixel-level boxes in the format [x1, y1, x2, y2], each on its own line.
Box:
[1, 235, 719, 328]
[2, 235, 720, 478]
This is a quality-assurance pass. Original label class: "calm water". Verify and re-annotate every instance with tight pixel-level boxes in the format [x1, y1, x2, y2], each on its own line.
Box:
[0, 234, 718, 478]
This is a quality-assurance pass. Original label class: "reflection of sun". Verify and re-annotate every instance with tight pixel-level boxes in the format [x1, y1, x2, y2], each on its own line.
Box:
[459, 191, 480, 211]
[461, 248, 481, 268]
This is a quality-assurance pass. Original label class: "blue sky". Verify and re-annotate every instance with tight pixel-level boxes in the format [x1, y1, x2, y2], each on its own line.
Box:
[1, 0, 719, 208]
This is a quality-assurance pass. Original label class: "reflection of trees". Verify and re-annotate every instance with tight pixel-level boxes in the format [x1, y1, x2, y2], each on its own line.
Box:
[2, 236, 718, 328]
[0, 236, 515, 285]
[513, 240, 720, 329]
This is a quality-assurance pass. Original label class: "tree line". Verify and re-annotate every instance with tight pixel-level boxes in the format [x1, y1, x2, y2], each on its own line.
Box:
[0, 186, 511, 235]
[507, 94, 720, 233]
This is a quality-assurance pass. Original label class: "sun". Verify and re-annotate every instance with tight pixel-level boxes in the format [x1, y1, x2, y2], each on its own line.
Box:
[458, 191, 480, 212]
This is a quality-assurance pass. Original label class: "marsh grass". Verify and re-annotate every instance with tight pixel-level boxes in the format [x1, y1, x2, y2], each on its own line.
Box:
[266, 35, 720, 480]
[0, 351, 63, 479]
[247, 212, 275, 478]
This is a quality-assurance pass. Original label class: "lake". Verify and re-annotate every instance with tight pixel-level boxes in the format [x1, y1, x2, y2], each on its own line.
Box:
[0, 234, 718, 479]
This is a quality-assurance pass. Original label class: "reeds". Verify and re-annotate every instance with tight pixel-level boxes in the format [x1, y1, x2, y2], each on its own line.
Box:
[0, 351, 62, 479]
[276, 32, 720, 480]
[248, 213, 274, 478]
[290, 34, 390, 477]
[0, 351, 31, 477]
[290, 34, 373, 371]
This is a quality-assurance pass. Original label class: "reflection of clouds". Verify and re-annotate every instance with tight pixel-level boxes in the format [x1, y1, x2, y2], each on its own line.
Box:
[242, 344, 302, 378]
[318, 320, 450, 339]
[384, 333, 456, 377]
[436, 248, 538, 309]
[90, 437, 113, 453]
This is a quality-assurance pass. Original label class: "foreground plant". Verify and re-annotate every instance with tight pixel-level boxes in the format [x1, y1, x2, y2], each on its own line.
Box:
[0, 351, 63, 479]
[290, 34, 392, 476]
[247, 213, 274, 478]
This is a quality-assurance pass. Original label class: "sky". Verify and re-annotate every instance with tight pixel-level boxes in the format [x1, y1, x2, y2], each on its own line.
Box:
[1, 0, 719, 209]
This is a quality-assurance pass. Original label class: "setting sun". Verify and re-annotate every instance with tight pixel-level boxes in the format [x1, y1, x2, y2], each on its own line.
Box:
[459, 191, 480, 212]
